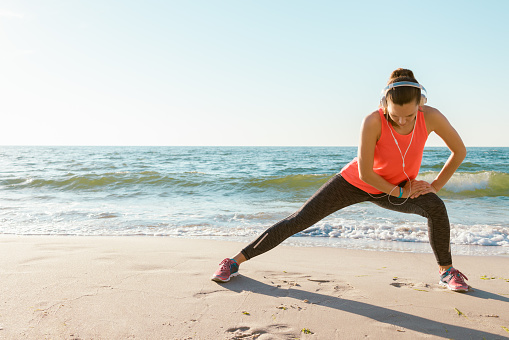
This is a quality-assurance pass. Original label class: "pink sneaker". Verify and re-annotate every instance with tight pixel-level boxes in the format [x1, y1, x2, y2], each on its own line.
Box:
[439, 267, 469, 292]
[211, 258, 239, 282]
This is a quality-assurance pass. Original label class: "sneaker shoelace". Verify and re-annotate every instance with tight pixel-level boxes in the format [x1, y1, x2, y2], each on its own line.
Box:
[449, 268, 468, 282]
[219, 259, 233, 271]
[219, 259, 228, 270]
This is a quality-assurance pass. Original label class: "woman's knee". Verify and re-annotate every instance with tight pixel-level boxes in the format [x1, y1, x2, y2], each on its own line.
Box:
[419, 193, 448, 219]
[428, 193, 446, 208]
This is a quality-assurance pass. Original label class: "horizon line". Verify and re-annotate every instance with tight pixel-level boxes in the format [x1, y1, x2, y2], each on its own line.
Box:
[1, 145, 507, 148]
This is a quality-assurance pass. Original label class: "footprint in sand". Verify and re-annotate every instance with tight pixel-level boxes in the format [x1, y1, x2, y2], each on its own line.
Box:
[390, 278, 440, 292]
[226, 324, 296, 339]
[263, 271, 357, 302]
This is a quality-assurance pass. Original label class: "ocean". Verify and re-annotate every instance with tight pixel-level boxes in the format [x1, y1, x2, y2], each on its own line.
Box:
[1, 146, 508, 256]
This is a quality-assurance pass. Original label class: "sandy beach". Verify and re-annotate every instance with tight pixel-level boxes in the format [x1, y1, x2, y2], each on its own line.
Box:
[1, 235, 508, 339]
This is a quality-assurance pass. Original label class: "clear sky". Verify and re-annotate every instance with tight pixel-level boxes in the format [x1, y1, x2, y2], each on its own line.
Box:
[1, 1, 508, 147]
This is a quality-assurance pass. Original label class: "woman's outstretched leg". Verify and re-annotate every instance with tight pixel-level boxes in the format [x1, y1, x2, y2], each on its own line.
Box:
[211, 175, 369, 282]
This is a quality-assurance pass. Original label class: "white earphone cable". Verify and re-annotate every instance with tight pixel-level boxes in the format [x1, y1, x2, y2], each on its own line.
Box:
[386, 111, 415, 205]
[367, 110, 416, 205]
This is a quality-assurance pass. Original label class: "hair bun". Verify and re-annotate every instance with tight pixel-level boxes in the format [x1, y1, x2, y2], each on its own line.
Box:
[390, 68, 415, 80]
[388, 68, 417, 84]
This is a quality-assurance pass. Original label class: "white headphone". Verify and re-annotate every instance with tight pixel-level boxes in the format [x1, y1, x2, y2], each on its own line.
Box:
[380, 81, 427, 108]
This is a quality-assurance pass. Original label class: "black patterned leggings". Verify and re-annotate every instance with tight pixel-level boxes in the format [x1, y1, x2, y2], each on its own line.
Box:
[241, 174, 452, 266]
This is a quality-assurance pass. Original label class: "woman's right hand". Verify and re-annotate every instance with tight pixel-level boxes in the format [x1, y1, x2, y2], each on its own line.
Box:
[403, 180, 436, 199]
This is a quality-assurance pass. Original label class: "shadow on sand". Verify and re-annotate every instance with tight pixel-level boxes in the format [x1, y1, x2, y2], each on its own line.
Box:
[218, 275, 508, 339]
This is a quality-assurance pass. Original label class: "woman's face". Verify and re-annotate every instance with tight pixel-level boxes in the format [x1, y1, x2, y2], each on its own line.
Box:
[386, 100, 419, 128]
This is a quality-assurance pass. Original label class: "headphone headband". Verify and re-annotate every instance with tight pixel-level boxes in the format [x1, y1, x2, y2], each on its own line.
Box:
[382, 81, 427, 96]
[380, 81, 427, 108]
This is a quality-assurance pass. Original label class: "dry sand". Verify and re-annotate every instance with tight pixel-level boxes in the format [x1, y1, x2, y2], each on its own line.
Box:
[1, 235, 508, 339]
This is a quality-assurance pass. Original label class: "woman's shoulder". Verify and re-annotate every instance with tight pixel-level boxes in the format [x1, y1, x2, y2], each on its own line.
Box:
[421, 105, 447, 132]
[363, 109, 382, 126]
[360, 109, 383, 140]
[421, 105, 441, 115]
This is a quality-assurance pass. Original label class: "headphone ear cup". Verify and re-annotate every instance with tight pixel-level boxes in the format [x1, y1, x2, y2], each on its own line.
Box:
[420, 95, 427, 106]
[381, 96, 388, 108]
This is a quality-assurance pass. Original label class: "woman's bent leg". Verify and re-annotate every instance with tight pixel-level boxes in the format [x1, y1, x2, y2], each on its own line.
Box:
[241, 175, 369, 260]
[370, 193, 452, 266]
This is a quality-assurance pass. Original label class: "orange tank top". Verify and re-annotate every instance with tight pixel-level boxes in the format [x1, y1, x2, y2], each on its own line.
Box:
[340, 108, 428, 194]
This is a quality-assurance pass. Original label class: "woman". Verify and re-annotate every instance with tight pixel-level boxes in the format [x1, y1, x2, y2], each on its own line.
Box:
[211, 68, 469, 292]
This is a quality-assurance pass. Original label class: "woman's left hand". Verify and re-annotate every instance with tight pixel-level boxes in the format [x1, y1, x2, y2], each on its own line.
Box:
[405, 180, 437, 199]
